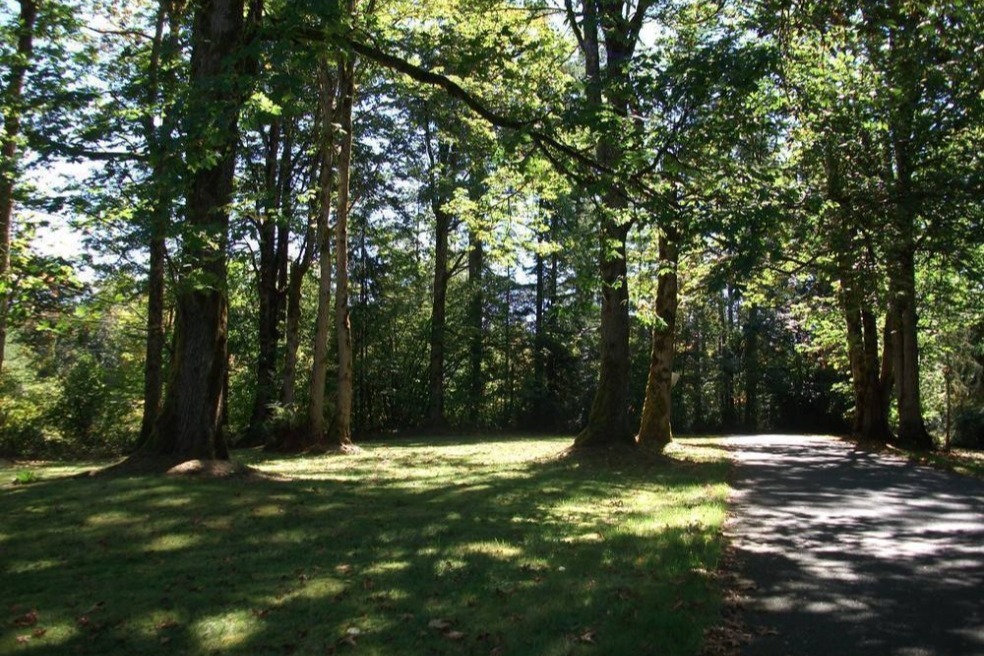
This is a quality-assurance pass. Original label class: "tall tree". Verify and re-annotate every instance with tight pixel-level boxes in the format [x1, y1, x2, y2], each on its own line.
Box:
[569, 0, 650, 448]
[137, 0, 187, 446]
[146, 0, 252, 460]
[0, 0, 37, 376]
[307, 62, 338, 447]
[637, 225, 678, 448]
[332, 38, 357, 450]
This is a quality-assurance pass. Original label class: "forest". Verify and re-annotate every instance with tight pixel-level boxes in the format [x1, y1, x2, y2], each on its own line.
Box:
[0, 0, 981, 461]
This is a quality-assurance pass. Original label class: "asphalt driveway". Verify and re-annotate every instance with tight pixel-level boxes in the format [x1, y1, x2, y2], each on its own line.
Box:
[726, 435, 984, 656]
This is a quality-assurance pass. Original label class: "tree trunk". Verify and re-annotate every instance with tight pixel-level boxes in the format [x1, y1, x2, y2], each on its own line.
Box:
[246, 118, 283, 443]
[137, 0, 181, 447]
[466, 227, 483, 427]
[0, 0, 37, 377]
[332, 52, 356, 449]
[139, 212, 168, 445]
[882, 5, 931, 449]
[575, 217, 633, 447]
[637, 228, 678, 450]
[532, 227, 547, 428]
[280, 147, 320, 408]
[571, 1, 640, 449]
[743, 305, 760, 432]
[827, 145, 892, 444]
[427, 203, 451, 427]
[891, 243, 931, 448]
[307, 65, 338, 446]
[859, 307, 892, 440]
[147, 0, 247, 461]
[718, 290, 737, 431]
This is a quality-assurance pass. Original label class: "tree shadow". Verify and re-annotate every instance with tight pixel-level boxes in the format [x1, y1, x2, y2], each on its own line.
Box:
[726, 435, 984, 656]
[1, 438, 730, 655]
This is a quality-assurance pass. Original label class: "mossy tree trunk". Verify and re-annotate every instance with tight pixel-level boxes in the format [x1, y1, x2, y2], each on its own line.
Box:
[637, 228, 679, 450]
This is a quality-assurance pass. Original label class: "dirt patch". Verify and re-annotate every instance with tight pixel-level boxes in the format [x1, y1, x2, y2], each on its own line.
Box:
[80, 456, 283, 481]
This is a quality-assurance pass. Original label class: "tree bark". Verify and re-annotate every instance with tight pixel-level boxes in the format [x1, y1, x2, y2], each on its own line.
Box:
[147, 0, 247, 460]
[0, 0, 37, 377]
[332, 51, 356, 449]
[637, 228, 678, 450]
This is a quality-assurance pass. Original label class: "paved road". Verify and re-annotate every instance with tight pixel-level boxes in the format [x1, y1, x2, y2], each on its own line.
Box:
[726, 435, 984, 656]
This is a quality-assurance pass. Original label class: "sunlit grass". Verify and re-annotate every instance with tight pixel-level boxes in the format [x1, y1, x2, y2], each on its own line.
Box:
[1, 435, 730, 655]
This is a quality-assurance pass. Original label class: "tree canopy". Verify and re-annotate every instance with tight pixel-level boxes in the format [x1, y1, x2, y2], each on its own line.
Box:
[1, 0, 981, 460]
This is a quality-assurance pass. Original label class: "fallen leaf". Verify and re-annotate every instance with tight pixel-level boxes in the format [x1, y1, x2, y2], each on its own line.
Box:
[16, 636, 30, 644]
[12, 610, 38, 627]
[428, 619, 452, 630]
[445, 631, 466, 641]
[32, 628, 47, 639]
[578, 629, 597, 644]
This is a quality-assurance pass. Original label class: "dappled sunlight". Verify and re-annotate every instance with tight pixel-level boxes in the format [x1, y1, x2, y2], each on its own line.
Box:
[728, 435, 984, 655]
[1, 436, 730, 655]
[144, 533, 202, 553]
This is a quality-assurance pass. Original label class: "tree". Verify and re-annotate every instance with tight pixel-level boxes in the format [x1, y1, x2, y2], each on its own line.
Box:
[332, 31, 357, 450]
[146, 0, 254, 460]
[568, 0, 651, 448]
[0, 0, 37, 376]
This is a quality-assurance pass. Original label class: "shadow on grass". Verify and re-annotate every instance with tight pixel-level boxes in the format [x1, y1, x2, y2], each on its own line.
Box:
[1, 436, 729, 655]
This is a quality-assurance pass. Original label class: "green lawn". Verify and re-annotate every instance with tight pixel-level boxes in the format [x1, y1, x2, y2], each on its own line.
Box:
[1, 436, 731, 655]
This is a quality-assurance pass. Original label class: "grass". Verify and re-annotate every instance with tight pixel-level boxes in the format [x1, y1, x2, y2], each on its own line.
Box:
[0, 435, 731, 655]
[888, 445, 984, 479]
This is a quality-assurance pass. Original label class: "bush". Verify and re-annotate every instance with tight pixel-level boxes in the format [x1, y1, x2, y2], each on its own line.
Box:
[953, 408, 984, 449]
[0, 366, 59, 458]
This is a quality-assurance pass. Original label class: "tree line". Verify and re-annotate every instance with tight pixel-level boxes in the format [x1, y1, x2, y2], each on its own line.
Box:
[0, 0, 980, 462]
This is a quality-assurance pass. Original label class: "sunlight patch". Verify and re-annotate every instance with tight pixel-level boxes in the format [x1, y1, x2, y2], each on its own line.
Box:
[459, 541, 523, 559]
[250, 504, 285, 517]
[192, 610, 258, 650]
[363, 560, 411, 575]
[85, 510, 137, 527]
[145, 533, 201, 552]
[6, 558, 60, 574]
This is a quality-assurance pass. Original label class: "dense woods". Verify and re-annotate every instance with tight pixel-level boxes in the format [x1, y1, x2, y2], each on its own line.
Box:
[0, 0, 981, 460]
